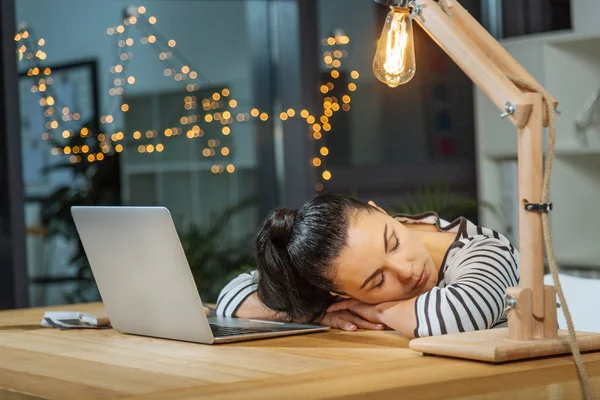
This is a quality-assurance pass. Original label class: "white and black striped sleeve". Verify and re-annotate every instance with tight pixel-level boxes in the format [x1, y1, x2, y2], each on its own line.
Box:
[414, 236, 520, 338]
[215, 270, 258, 317]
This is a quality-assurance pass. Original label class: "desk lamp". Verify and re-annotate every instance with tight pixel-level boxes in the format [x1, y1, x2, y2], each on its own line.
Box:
[371, 0, 600, 395]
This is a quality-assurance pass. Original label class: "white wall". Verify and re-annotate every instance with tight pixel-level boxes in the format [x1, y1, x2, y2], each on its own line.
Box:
[475, 0, 600, 268]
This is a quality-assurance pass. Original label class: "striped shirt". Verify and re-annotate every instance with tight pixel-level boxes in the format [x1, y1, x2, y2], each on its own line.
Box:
[216, 213, 520, 338]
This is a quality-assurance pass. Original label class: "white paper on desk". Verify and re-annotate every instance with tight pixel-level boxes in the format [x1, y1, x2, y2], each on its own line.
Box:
[40, 311, 111, 330]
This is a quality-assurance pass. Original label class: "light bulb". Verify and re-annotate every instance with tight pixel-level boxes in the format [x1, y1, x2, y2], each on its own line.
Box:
[373, 8, 416, 87]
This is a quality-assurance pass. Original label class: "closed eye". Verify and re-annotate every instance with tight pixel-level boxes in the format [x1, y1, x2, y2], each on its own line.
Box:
[374, 271, 385, 288]
[390, 232, 400, 253]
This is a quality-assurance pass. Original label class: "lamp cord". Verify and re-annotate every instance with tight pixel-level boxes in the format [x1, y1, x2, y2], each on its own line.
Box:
[435, 1, 594, 398]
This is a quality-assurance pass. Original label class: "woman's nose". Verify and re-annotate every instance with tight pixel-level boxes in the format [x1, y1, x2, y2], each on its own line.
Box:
[389, 260, 414, 280]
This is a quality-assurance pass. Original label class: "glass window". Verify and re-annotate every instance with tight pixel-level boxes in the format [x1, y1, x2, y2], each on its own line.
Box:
[16, 0, 266, 306]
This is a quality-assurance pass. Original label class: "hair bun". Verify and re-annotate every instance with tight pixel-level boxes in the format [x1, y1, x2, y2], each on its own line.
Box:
[269, 208, 297, 248]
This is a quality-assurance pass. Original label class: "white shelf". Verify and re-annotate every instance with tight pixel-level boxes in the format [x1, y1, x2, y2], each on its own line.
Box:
[555, 146, 600, 156]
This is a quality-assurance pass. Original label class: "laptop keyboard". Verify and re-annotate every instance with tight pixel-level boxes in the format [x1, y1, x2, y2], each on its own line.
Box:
[209, 323, 284, 337]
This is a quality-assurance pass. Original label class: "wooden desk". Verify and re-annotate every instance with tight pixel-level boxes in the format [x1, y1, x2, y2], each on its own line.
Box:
[1, 302, 599, 399]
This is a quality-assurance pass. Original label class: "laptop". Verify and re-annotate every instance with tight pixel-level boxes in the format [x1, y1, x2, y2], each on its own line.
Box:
[71, 206, 329, 344]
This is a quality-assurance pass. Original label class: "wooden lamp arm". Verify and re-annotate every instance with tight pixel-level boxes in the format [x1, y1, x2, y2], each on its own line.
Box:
[445, 0, 558, 126]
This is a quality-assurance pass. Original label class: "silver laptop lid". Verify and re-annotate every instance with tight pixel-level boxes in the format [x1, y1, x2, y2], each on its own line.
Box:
[71, 206, 215, 344]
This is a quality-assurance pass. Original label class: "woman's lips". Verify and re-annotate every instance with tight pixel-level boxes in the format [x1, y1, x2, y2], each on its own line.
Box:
[413, 265, 429, 291]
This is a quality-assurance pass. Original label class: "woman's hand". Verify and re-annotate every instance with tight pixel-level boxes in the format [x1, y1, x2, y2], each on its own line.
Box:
[317, 310, 386, 332]
[326, 299, 384, 326]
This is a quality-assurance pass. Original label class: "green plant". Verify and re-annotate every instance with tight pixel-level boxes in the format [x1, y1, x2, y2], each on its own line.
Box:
[387, 182, 500, 223]
[40, 119, 121, 303]
[179, 198, 257, 303]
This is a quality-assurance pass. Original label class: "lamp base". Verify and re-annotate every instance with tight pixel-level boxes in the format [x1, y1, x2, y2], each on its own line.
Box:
[409, 328, 600, 362]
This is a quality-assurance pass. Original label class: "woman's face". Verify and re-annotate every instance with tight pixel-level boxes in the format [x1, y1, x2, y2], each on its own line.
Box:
[331, 210, 438, 304]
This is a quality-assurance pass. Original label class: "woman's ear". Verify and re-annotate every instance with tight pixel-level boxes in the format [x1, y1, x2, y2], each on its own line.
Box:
[329, 291, 351, 299]
[368, 200, 387, 215]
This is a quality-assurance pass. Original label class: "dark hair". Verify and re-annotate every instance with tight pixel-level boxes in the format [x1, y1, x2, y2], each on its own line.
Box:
[255, 194, 374, 322]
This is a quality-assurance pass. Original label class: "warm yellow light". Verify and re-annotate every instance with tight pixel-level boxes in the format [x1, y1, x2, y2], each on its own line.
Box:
[226, 164, 235, 173]
[133, 131, 141, 139]
[229, 99, 237, 108]
[348, 83, 357, 91]
[127, 76, 136, 84]
[306, 116, 316, 124]
[332, 60, 341, 68]
[81, 127, 89, 136]
[98, 134, 106, 141]
[351, 70, 360, 79]
[323, 123, 331, 131]
[82, 145, 89, 153]
[190, 71, 198, 79]
[138, 145, 145, 153]
[322, 170, 332, 180]
[181, 65, 190, 74]
[106, 115, 114, 123]
[333, 50, 342, 58]
[320, 147, 329, 156]
[116, 144, 124, 152]
[121, 103, 129, 112]
[205, 115, 213, 123]
[146, 130, 154, 138]
[212, 93, 221, 101]
[313, 131, 322, 140]
[222, 127, 231, 135]
[313, 123, 321, 132]
[50, 121, 58, 129]
[222, 88, 230, 97]
[326, 37, 336, 46]
[147, 144, 155, 153]
[62, 130, 70, 138]
[320, 85, 329, 94]
[373, 9, 416, 87]
[117, 25, 125, 33]
[332, 103, 340, 112]
[312, 157, 322, 167]
[46, 96, 55, 106]
[331, 70, 340, 79]
[223, 111, 231, 120]
[300, 110, 309, 118]
[126, 38, 133, 46]
[287, 108, 295, 117]
[320, 116, 329, 123]
[64, 146, 72, 155]
[280, 112, 288, 121]
[221, 147, 230, 156]
[186, 130, 194, 139]
[342, 95, 351, 104]
[138, 6, 146, 14]
[168, 40, 176, 47]
[260, 112, 269, 121]
[156, 144, 164, 152]
[251, 108, 260, 117]
[88, 154, 96, 162]
[149, 16, 157, 24]
[97, 153, 105, 161]
[324, 56, 333, 64]
[148, 35, 156, 44]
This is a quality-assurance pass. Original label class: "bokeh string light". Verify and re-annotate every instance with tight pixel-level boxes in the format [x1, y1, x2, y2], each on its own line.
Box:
[16, 8, 359, 183]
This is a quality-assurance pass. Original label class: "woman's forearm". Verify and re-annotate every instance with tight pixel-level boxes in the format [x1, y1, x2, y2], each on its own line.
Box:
[376, 298, 418, 338]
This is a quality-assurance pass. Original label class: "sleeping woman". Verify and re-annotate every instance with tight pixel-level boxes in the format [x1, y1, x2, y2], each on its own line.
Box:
[215, 194, 519, 338]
